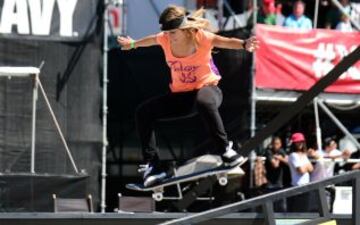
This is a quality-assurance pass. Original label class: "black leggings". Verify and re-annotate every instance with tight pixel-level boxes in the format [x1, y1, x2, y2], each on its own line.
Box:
[135, 85, 228, 163]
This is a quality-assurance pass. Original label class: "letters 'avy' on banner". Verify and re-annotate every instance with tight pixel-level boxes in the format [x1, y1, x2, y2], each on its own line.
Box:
[0, 0, 100, 42]
[255, 24, 360, 94]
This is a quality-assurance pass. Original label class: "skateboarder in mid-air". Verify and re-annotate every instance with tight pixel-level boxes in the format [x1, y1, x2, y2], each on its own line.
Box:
[117, 5, 259, 187]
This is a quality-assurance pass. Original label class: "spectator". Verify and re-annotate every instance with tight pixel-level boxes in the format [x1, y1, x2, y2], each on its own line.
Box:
[283, 0, 312, 30]
[254, 156, 268, 188]
[288, 133, 313, 186]
[309, 137, 344, 182]
[275, 3, 286, 26]
[351, 152, 360, 170]
[336, 13, 353, 31]
[343, 149, 360, 171]
[308, 137, 345, 212]
[287, 132, 313, 212]
[258, 0, 277, 25]
[264, 136, 288, 211]
[339, 134, 358, 154]
[325, 0, 352, 29]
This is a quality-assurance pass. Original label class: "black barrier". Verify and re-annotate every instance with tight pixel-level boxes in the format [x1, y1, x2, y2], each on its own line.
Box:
[0, 173, 89, 212]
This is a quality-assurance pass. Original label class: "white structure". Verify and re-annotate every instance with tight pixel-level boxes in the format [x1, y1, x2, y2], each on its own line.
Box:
[0, 67, 78, 174]
[333, 186, 352, 214]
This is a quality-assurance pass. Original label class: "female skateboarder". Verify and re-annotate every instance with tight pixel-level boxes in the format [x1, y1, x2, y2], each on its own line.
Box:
[117, 5, 259, 186]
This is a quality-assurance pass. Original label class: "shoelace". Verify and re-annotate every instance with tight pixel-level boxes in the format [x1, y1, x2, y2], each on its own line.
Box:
[138, 164, 149, 173]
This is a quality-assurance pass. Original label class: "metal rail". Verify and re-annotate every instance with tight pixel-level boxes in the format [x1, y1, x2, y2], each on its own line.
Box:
[160, 170, 360, 225]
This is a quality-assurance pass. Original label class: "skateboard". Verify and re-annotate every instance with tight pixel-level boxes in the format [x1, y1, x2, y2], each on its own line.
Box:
[126, 155, 248, 201]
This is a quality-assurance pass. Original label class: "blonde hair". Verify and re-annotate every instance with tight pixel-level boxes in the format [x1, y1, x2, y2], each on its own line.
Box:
[159, 5, 213, 31]
[159, 5, 214, 46]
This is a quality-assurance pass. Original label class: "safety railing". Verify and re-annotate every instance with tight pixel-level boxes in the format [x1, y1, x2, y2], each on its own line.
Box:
[160, 170, 360, 225]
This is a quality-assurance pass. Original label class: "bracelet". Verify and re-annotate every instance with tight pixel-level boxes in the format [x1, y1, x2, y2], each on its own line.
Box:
[130, 40, 135, 49]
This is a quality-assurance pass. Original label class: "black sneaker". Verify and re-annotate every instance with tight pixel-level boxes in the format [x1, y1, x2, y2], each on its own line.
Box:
[139, 163, 167, 187]
[221, 142, 246, 167]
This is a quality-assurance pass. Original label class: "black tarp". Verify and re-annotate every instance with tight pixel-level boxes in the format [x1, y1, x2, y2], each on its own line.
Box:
[0, 174, 89, 212]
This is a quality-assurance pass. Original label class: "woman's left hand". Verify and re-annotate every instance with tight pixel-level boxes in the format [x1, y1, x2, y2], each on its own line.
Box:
[245, 36, 259, 52]
[117, 36, 134, 50]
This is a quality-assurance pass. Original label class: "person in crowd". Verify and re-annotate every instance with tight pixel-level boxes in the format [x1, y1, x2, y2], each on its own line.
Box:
[117, 5, 259, 187]
[343, 147, 360, 171]
[308, 137, 348, 212]
[264, 136, 288, 211]
[308, 137, 345, 182]
[257, 0, 285, 26]
[336, 13, 353, 31]
[351, 153, 360, 170]
[339, 134, 358, 154]
[325, 0, 352, 29]
[287, 132, 313, 212]
[283, 0, 312, 30]
[258, 0, 276, 25]
[288, 133, 313, 186]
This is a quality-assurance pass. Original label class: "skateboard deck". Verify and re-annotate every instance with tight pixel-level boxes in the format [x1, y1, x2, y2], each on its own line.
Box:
[126, 156, 247, 201]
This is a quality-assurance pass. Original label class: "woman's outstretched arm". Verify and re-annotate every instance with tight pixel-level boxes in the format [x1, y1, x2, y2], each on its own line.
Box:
[212, 35, 259, 52]
[117, 35, 158, 50]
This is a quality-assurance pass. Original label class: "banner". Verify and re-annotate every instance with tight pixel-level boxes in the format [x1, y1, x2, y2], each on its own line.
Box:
[255, 24, 360, 94]
[0, 0, 100, 42]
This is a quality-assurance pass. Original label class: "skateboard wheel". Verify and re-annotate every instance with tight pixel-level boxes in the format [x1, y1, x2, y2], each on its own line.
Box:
[219, 177, 228, 186]
[152, 192, 163, 201]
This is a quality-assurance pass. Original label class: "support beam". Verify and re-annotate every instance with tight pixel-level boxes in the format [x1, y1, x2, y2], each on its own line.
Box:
[314, 98, 322, 151]
[30, 73, 39, 173]
[317, 100, 360, 150]
[353, 178, 360, 225]
[174, 176, 217, 211]
[318, 187, 330, 219]
[263, 202, 275, 225]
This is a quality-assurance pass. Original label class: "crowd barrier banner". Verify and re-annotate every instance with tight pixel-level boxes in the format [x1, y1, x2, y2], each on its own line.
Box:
[255, 24, 360, 94]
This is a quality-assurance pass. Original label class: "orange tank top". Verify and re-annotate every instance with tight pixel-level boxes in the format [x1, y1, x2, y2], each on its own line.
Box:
[156, 29, 221, 93]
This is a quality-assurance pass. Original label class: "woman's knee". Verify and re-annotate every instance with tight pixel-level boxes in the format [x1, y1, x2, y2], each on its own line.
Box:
[196, 86, 222, 109]
[196, 98, 216, 111]
[196, 94, 218, 110]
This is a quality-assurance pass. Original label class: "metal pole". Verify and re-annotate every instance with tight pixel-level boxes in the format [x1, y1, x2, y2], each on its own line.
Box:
[314, 0, 320, 28]
[30, 73, 39, 173]
[249, 0, 258, 189]
[318, 100, 360, 150]
[313, 98, 322, 150]
[121, 0, 127, 35]
[250, 0, 257, 139]
[101, 0, 110, 213]
[37, 80, 79, 173]
[217, 0, 224, 30]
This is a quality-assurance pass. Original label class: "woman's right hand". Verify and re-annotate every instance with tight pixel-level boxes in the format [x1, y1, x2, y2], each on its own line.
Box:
[117, 36, 134, 50]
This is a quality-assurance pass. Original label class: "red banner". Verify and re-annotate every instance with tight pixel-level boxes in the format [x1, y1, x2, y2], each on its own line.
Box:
[255, 24, 360, 93]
